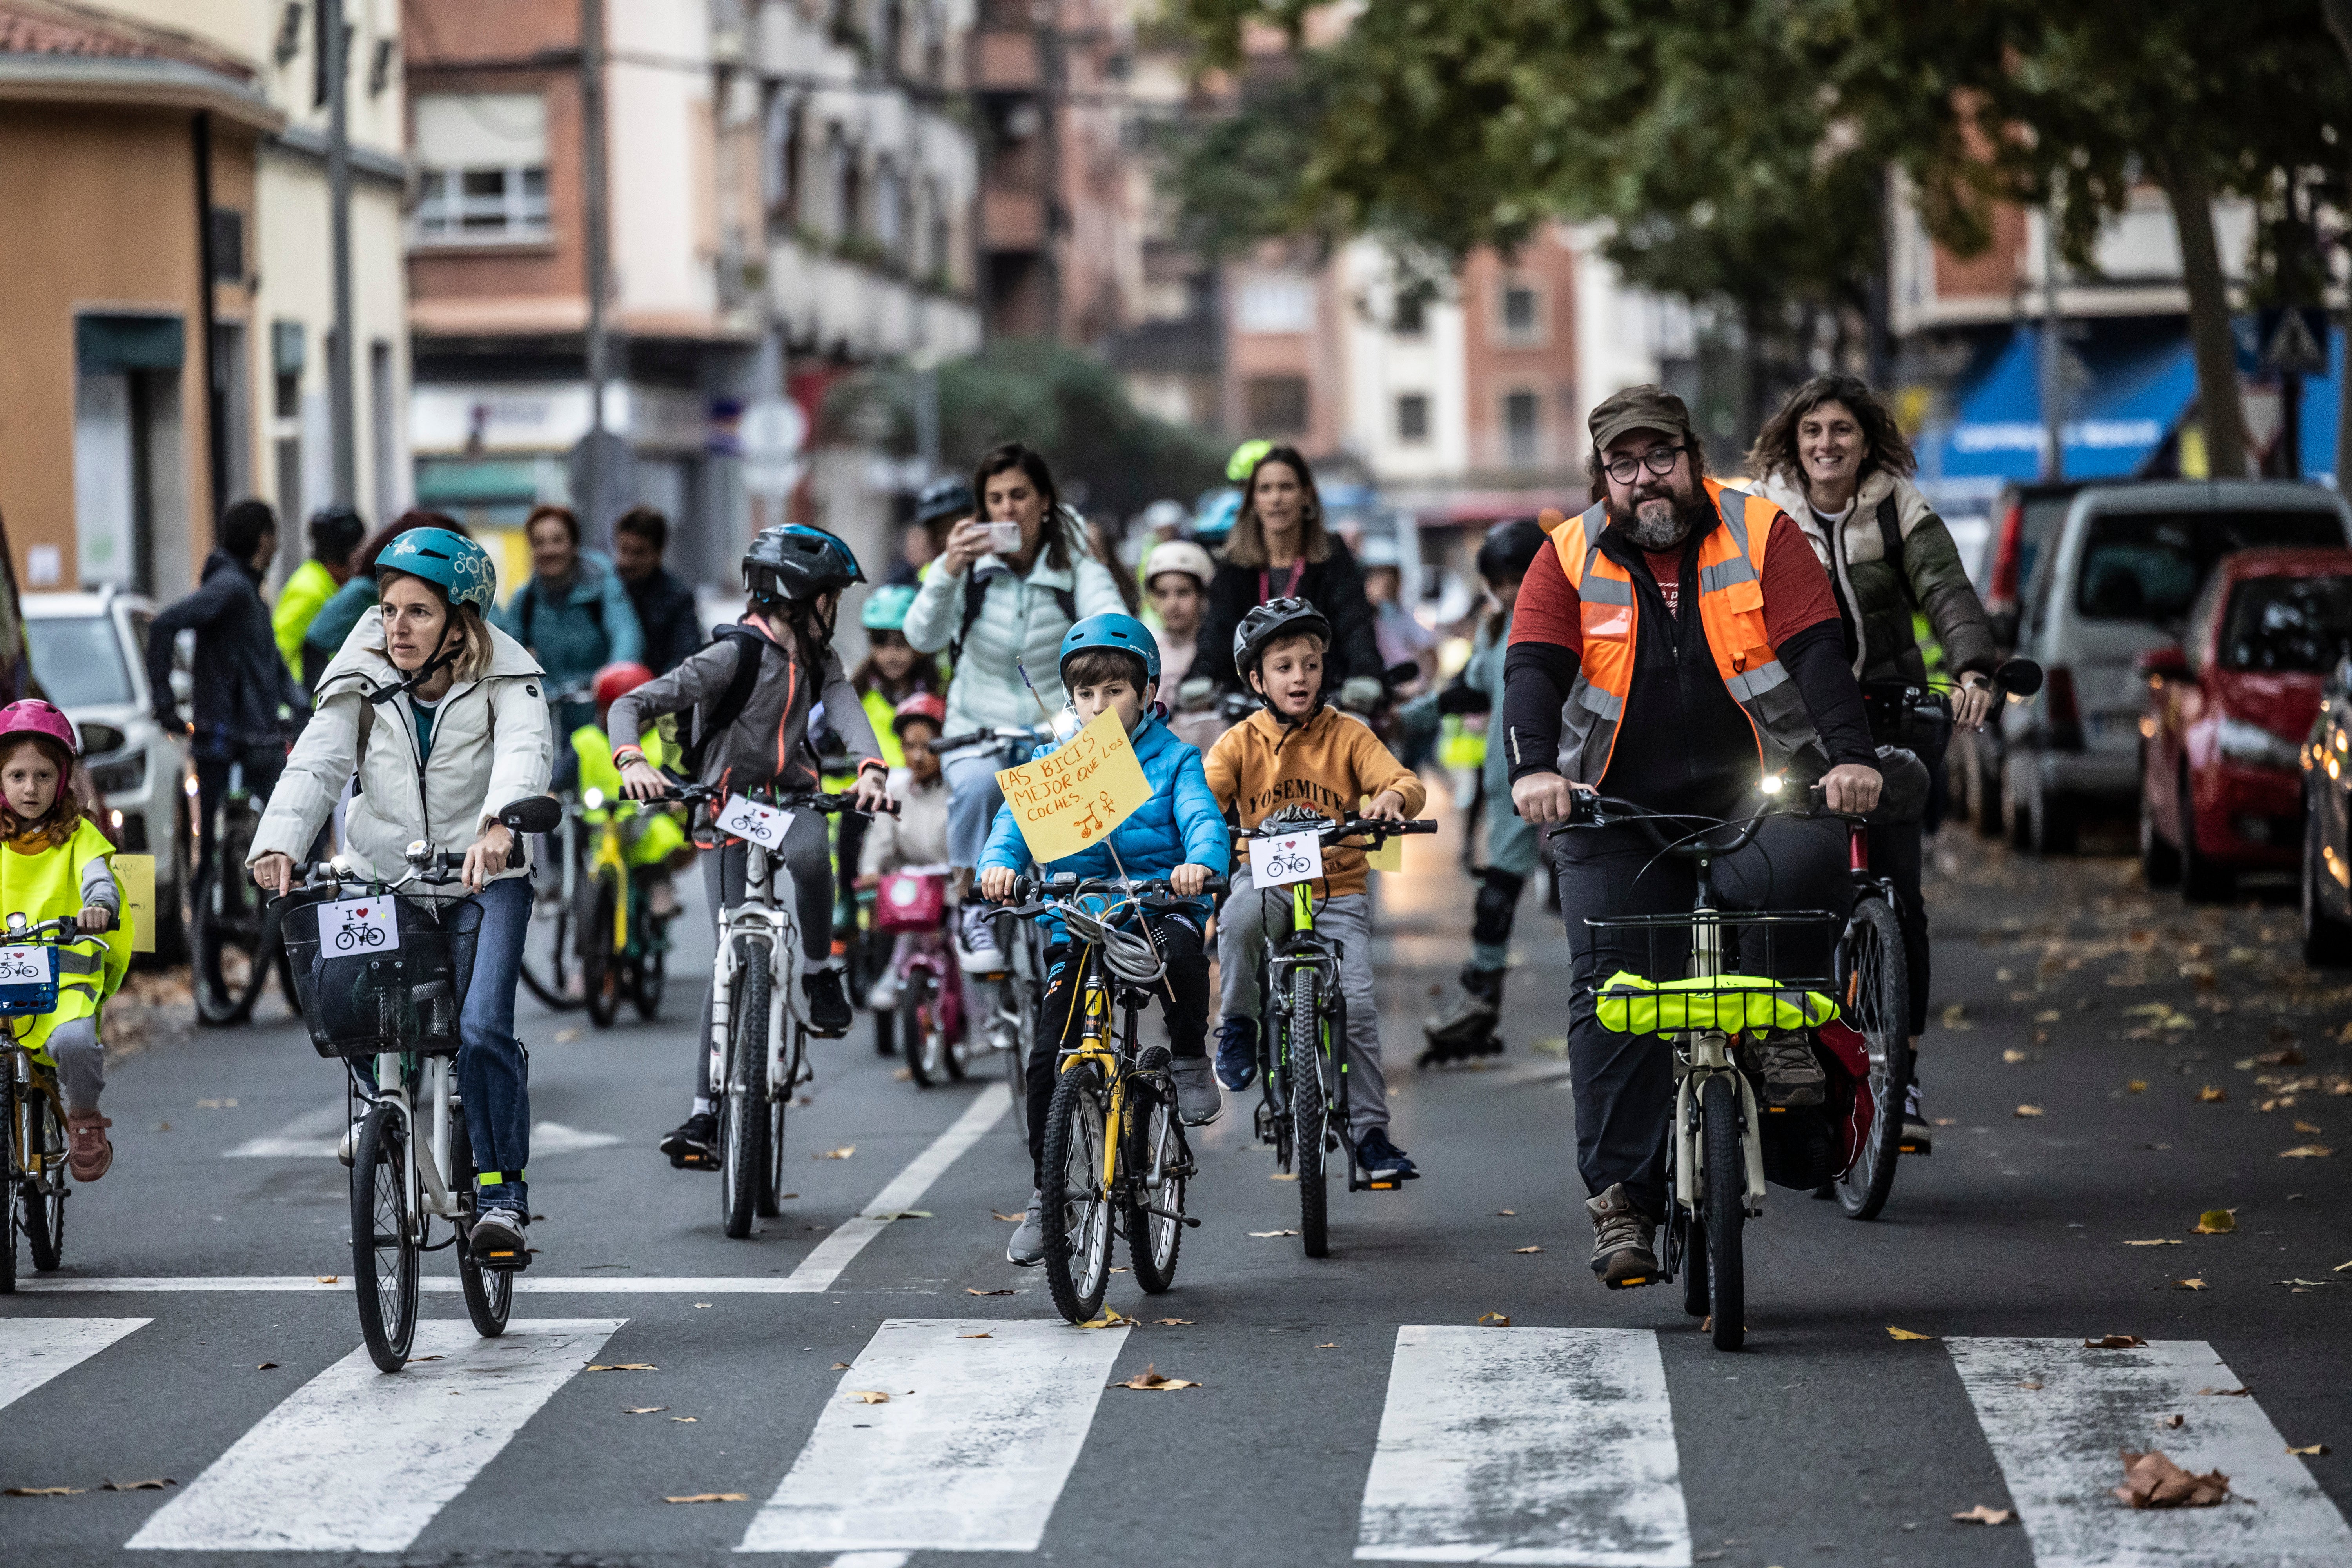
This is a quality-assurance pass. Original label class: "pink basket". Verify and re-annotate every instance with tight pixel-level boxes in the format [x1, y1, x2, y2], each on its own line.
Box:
[875, 871, 947, 933]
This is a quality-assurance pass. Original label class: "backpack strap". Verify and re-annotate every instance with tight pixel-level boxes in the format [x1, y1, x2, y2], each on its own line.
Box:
[947, 572, 1084, 664]
[1876, 495, 1918, 612]
[517, 582, 535, 649]
[680, 626, 771, 777]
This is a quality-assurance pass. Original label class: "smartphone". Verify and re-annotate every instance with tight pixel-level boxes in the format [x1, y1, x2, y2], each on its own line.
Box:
[986, 519, 1022, 555]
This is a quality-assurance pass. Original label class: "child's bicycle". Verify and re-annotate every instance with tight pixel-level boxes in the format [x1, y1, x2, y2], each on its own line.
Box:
[871, 863, 968, 1087]
[1234, 810, 1438, 1258]
[269, 795, 563, 1372]
[1002, 869, 1229, 1323]
[0, 911, 117, 1293]
[572, 782, 682, 1027]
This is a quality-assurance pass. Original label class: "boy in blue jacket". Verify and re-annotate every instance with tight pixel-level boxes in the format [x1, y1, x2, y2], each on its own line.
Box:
[978, 613, 1229, 1268]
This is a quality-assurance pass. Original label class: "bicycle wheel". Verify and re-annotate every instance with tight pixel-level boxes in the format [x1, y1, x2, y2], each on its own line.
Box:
[718, 939, 771, 1239]
[350, 1103, 420, 1372]
[1833, 897, 1914, 1221]
[1123, 1083, 1186, 1293]
[1040, 1058, 1112, 1323]
[0, 1072, 18, 1294]
[450, 1118, 510, 1338]
[1677, 1207, 1708, 1319]
[1701, 1074, 1745, 1352]
[1290, 969, 1329, 1259]
[191, 856, 269, 1026]
[902, 971, 947, 1087]
[24, 1091, 64, 1272]
[581, 874, 623, 1029]
[756, 1025, 792, 1218]
[519, 896, 581, 1011]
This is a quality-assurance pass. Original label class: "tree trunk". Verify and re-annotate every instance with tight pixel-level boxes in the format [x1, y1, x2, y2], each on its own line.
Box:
[2322, 0, 2352, 486]
[2157, 154, 2249, 479]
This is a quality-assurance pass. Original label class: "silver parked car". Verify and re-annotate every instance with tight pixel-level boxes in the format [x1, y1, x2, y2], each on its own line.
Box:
[24, 588, 194, 959]
[2000, 480, 2352, 853]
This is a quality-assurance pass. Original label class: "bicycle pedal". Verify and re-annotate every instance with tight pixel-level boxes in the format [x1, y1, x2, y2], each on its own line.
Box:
[1603, 1273, 1656, 1290]
[1898, 1139, 1931, 1156]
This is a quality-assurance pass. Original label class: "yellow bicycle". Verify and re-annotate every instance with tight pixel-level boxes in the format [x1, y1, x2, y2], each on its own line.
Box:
[0, 914, 110, 1292]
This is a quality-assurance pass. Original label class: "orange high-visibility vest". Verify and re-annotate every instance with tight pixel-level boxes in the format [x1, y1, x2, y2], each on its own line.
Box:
[1538, 478, 1827, 786]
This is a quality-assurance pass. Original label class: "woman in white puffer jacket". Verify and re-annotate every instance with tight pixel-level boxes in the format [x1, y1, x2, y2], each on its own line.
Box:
[248, 528, 553, 1264]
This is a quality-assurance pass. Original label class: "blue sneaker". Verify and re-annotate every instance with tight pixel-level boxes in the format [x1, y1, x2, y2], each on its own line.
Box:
[1214, 1016, 1259, 1091]
[1356, 1128, 1419, 1186]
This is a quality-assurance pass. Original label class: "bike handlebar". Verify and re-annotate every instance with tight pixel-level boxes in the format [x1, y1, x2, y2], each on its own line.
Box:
[1000, 870, 1231, 915]
[1238, 813, 1440, 848]
[931, 725, 1049, 756]
[652, 783, 899, 818]
[0, 912, 118, 943]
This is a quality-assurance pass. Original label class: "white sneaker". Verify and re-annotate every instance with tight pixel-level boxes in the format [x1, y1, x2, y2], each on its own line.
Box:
[957, 902, 1006, 974]
[867, 974, 903, 1012]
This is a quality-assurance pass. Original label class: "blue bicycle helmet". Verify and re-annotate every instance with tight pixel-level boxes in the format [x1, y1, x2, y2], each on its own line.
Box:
[376, 527, 497, 614]
[1192, 488, 1242, 545]
[860, 583, 918, 632]
[744, 524, 863, 608]
[1059, 611, 1161, 688]
[913, 475, 974, 529]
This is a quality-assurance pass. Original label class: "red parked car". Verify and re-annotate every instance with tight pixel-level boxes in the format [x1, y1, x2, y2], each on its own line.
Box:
[2138, 548, 2352, 899]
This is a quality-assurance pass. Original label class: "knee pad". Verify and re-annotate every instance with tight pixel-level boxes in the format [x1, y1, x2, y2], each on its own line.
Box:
[1472, 867, 1525, 948]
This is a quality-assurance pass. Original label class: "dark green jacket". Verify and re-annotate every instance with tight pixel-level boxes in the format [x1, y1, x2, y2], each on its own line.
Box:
[1759, 470, 1995, 686]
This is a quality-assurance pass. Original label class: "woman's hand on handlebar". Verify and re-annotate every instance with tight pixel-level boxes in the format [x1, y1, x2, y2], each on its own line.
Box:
[1820, 762, 1884, 815]
[1510, 771, 1595, 825]
[1951, 671, 1996, 731]
[252, 852, 295, 898]
[1361, 789, 1406, 823]
[977, 865, 1018, 903]
[619, 759, 671, 802]
[463, 822, 514, 893]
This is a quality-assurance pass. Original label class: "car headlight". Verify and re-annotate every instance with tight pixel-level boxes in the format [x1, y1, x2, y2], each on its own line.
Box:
[2214, 718, 2300, 772]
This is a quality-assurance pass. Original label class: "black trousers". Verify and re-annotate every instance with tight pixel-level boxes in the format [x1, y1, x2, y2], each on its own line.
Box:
[195, 742, 286, 876]
[1025, 913, 1209, 1181]
[1553, 811, 1853, 1219]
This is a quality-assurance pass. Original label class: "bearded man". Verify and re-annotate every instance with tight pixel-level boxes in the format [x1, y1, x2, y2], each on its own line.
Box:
[1501, 385, 1884, 1292]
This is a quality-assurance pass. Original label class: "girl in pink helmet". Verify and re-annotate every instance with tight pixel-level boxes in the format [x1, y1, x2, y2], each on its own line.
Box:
[0, 701, 130, 1181]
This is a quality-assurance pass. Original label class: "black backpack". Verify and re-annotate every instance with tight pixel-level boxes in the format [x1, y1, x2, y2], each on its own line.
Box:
[950, 573, 1077, 663]
[677, 625, 774, 778]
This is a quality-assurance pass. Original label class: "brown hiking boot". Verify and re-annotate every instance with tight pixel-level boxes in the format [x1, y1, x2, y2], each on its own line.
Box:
[66, 1112, 112, 1181]
[1586, 1182, 1658, 1289]
[1742, 1029, 1826, 1108]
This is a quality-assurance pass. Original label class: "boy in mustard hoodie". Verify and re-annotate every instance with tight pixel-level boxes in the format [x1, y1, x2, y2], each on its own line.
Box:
[1204, 597, 1427, 1183]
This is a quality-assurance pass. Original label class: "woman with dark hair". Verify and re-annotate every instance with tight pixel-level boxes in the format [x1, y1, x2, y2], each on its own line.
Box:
[1192, 445, 1383, 703]
[1749, 372, 1997, 1149]
[902, 441, 1123, 970]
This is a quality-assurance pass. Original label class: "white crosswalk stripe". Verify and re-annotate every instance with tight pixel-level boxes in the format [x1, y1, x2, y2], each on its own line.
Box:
[0, 1317, 148, 1412]
[1354, 1325, 1691, 1567]
[125, 1319, 622, 1552]
[736, 1316, 1129, 1554]
[1949, 1336, 2352, 1568]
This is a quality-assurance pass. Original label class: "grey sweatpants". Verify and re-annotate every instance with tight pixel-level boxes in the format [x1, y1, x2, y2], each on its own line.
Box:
[693, 811, 836, 1102]
[47, 1016, 103, 1116]
[1216, 869, 1388, 1137]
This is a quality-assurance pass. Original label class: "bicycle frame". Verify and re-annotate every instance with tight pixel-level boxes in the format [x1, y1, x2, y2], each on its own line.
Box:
[707, 837, 808, 1112]
[1058, 944, 1132, 1194]
[1258, 880, 1359, 1181]
[353, 1051, 465, 1235]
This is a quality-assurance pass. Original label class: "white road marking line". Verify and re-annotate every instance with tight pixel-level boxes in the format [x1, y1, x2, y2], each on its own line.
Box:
[778, 1082, 1009, 1294]
[825, 1555, 912, 1568]
[127, 1319, 622, 1552]
[1949, 1337, 2352, 1568]
[1354, 1325, 1691, 1567]
[21, 1275, 949, 1294]
[737, 1317, 1127, 1553]
[226, 1109, 617, 1159]
[0, 1317, 147, 1410]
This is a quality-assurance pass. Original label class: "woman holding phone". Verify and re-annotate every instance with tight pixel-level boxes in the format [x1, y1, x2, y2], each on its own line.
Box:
[902, 442, 1124, 971]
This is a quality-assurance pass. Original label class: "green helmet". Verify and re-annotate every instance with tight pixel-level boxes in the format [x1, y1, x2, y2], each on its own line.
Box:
[375, 526, 496, 614]
[861, 583, 918, 632]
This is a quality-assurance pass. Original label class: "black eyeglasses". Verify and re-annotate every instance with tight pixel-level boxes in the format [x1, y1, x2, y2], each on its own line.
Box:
[1601, 446, 1688, 484]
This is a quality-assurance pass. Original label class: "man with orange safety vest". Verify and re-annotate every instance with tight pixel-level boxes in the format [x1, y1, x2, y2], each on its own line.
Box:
[1502, 386, 1884, 1291]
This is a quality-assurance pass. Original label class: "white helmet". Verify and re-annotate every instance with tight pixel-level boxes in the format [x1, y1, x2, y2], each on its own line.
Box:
[1144, 539, 1215, 588]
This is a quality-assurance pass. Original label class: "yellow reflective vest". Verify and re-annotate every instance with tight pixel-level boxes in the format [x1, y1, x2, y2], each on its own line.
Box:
[2, 819, 129, 1057]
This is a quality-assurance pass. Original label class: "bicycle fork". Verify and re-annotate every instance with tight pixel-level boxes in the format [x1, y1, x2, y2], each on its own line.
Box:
[1673, 1042, 1769, 1217]
[374, 1051, 463, 1236]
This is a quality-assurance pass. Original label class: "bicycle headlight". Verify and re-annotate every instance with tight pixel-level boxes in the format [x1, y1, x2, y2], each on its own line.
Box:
[1757, 773, 1784, 795]
[582, 787, 605, 811]
[2215, 718, 2299, 773]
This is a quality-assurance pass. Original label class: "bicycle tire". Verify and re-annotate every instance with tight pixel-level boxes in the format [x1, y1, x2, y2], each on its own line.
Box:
[943, 996, 969, 1081]
[0, 1072, 18, 1294]
[451, 1118, 510, 1338]
[902, 971, 946, 1087]
[756, 1024, 791, 1217]
[1702, 1074, 1745, 1352]
[1834, 898, 1914, 1221]
[580, 874, 622, 1028]
[1678, 1207, 1708, 1319]
[719, 940, 771, 1239]
[634, 921, 668, 1018]
[1123, 1085, 1185, 1293]
[1291, 968, 1329, 1259]
[25, 1092, 64, 1272]
[350, 1102, 419, 1372]
[191, 858, 269, 1026]
[519, 899, 582, 1011]
[1040, 1058, 1112, 1323]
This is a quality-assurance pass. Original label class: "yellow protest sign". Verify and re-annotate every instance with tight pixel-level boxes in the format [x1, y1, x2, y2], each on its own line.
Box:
[995, 707, 1153, 865]
[115, 854, 156, 954]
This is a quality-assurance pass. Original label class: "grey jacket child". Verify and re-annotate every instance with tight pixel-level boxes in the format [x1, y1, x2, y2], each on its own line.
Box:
[606, 616, 882, 796]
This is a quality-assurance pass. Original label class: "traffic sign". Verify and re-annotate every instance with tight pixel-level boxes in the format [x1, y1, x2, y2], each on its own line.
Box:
[740, 396, 808, 499]
[2259, 307, 2330, 376]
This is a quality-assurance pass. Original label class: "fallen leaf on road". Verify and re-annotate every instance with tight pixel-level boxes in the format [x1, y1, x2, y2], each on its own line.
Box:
[2296, 1120, 2325, 1134]
[314, 1275, 339, 1284]
[964, 1288, 1014, 1296]
[671, 1417, 697, 1423]
[868, 1210, 931, 1220]
[815, 1146, 855, 1160]
[829, 1363, 851, 1370]
[2279, 1145, 2334, 1159]
[2194, 1210, 2237, 1234]
[2196, 1386, 2250, 1396]
[2085, 1335, 2148, 1349]
[587, 1364, 658, 1372]
[2235, 1058, 2258, 1071]
[1155, 1318, 1195, 1326]
[195, 1098, 236, 1109]
[2259, 1047, 2307, 1067]
[890, 1068, 911, 1082]
[1115, 1363, 1200, 1390]
[100, 1479, 175, 1491]
[663, 1493, 748, 1504]
[2003, 1049, 2031, 1064]
[2126, 1079, 2149, 1093]
[1940, 1004, 1973, 1030]
[844, 1390, 891, 1405]
[1075, 1309, 1136, 1329]
[1316, 1342, 1337, 1349]
[623, 1406, 669, 1415]
[958, 1332, 992, 1339]
[554, 1028, 579, 1044]
[1495, 1209, 1517, 1216]
[2336, 1259, 2352, 1272]
[2014, 1105, 2045, 1118]
[3, 1486, 85, 1496]
[255, 1361, 278, 1369]
[2174, 1279, 2206, 1291]
[2017, 1381, 2044, 1390]
[2288, 1443, 2331, 1455]
[2156, 1413, 2186, 1429]
[2037, 1009, 2064, 1023]
[1933, 1116, 1958, 1126]
[2114, 1449, 2230, 1508]
[2197, 1085, 2228, 1103]
[1514, 1246, 1544, 1254]
[1248, 1229, 1301, 1238]
[1270, 1172, 1297, 1181]
[1478, 1312, 1512, 1327]
[990, 1211, 1022, 1222]
[1887, 1327, 1936, 1341]
[2125, 1239, 2184, 1247]
[2278, 1278, 2336, 1287]
[1949, 1504, 2014, 1525]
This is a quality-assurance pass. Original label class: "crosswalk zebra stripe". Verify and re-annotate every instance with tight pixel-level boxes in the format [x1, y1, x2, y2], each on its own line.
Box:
[1354, 1326, 1691, 1567]
[1948, 1336, 2352, 1568]
[0, 1317, 148, 1412]
[125, 1319, 622, 1552]
[736, 1317, 1129, 1554]
[779, 1082, 1009, 1294]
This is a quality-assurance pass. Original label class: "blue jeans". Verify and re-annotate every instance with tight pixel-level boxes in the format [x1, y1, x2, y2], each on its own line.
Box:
[457, 874, 534, 1212]
[944, 742, 1026, 868]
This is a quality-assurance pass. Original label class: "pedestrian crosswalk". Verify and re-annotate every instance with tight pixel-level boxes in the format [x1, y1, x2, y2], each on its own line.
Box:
[2, 1314, 2345, 1562]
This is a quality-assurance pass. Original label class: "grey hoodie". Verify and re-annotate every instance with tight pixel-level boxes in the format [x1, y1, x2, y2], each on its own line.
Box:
[606, 617, 882, 797]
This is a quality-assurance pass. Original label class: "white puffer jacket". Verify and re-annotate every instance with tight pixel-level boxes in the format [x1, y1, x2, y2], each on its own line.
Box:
[249, 608, 554, 884]
[903, 509, 1126, 736]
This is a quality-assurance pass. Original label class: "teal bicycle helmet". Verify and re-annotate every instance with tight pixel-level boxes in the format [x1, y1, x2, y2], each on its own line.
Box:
[861, 583, 918, 632]
[1060, 611, 1161, 687]
[1192, 488, 1242, 544]
[376, 526, 497, 614]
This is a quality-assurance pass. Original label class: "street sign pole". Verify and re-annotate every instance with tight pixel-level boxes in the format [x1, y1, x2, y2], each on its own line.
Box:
[326, 0, 356, 507]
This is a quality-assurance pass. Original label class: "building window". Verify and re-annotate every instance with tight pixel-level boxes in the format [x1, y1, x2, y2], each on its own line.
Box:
[1236, 273, 1314, 334]
[874, 159, 907, 266]
[1392, 289, 1426, 335]
[1504, 389, 1541, 466]
[1396, 392, 1430, 443]
[764, 92, 804, 225]
[1499, 279, 1541, 344]
[412, 93, 550, 243]
[1245, 376, 1310, 437]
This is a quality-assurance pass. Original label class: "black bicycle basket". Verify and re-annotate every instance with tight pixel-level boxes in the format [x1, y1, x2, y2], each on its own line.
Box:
[279, 891, 484, 1059]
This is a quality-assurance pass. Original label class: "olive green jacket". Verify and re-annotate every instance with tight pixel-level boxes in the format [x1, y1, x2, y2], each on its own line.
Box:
[1757, 468, 1996, 686]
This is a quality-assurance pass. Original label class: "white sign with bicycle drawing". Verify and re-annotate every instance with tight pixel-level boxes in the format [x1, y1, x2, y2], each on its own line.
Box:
[1248, 830, 1326, 889]
[0, 944, 54, 985]
[324, 897, 401, 955]
[717, 795, 793, 848]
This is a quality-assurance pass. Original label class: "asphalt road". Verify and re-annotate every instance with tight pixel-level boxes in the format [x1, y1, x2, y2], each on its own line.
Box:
[3, 807, 2350, 1568]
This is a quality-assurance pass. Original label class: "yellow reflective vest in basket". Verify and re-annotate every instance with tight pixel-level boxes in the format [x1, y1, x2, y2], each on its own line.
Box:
[1593, 970, 1837, 1037]
[2, 818, 130, 1059]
